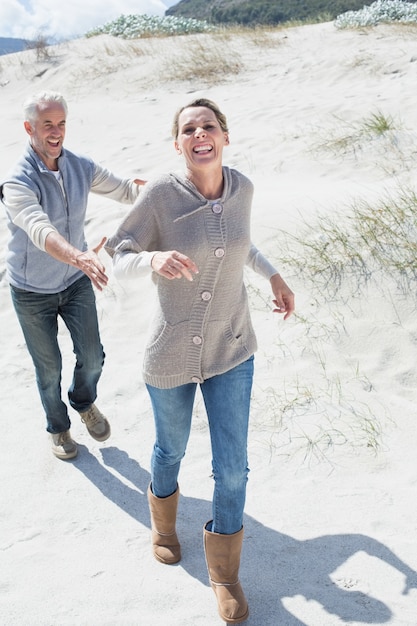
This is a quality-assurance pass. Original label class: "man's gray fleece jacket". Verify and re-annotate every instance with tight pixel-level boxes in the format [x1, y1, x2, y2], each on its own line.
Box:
[105, 167, 279, 389]
[1, 144, 139, 294]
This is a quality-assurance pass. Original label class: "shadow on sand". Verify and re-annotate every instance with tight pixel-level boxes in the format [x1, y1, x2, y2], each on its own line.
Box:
[73, 445, 417, 625]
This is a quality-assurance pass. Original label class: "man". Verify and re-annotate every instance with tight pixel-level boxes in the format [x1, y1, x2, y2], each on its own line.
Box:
[1, 90, 144, 460]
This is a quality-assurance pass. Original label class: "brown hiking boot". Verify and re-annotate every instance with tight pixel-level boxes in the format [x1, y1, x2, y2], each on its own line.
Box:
[51, 430, 78, 460]
[79, 403, 111, 442]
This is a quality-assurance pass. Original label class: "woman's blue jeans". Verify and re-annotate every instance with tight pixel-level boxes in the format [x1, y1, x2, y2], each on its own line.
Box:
[10, 275, 105, 434]
[146, 355, 254, 535]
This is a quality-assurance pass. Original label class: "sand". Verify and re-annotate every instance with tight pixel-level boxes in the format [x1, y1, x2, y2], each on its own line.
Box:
[0, 21, 416, 625]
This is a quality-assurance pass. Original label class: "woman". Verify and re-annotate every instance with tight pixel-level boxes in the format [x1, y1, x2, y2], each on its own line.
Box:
[105, 98, 294, 624]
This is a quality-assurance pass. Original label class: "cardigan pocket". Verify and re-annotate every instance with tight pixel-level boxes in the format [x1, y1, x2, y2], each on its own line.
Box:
[204, 318, 255, 367]
[145, 320, 190, 372]
[224, 319, 250, 351]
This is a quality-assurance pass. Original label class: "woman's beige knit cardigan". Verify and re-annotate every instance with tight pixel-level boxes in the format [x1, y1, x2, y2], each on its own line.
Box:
[105, 167, 278, 389]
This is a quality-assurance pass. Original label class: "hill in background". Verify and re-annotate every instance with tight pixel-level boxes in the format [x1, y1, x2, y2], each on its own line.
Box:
[0, 37, 31, 56]
[166, 0, 417, 24]
[3, 0, 417, 59]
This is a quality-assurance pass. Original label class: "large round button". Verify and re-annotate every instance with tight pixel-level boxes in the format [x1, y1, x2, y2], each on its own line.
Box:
[201, 291, 212, 301]
[212, 202, 223, 214]
[192, 335, 202, 345]
[214, 248, 225, 258]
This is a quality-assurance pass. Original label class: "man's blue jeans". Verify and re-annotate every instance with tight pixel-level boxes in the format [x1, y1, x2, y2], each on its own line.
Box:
[146, 355, 254, 535]
[10, 275, 105, 434]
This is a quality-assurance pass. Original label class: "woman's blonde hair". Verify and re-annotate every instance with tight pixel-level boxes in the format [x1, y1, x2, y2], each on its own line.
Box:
[172, 98, 229, 139]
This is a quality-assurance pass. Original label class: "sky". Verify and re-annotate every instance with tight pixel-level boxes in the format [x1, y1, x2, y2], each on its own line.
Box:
[0, 0, 179, 40]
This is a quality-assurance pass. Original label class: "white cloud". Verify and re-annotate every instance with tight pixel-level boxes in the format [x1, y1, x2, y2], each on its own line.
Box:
[0, 0, 178, 40]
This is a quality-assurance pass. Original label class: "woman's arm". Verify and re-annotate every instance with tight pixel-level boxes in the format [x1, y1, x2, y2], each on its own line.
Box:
[113, 249, 198, 282]
[246, 243, 295, 319]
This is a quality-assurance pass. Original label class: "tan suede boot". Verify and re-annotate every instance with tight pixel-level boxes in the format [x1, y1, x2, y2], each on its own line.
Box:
[147, 484, 181, 564]
[203, 522, 249, 624]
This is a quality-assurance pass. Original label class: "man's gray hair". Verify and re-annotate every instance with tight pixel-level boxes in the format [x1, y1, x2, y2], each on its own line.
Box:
[23, 91, 68, 123]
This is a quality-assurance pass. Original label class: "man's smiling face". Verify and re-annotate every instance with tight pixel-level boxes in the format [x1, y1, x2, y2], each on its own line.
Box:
[24, 101, 66, 170]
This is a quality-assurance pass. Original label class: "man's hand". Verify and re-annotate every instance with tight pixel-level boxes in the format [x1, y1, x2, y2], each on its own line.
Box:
[74, 236, 109, 290]
[45, 231, 109, 291]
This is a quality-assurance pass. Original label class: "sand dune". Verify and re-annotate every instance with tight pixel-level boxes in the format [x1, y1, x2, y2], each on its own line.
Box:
[1, 21, 416, 625]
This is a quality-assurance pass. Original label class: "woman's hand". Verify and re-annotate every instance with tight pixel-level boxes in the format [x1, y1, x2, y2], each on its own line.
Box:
[151, 250, 199, 282]
[270, 273, 295, 320]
